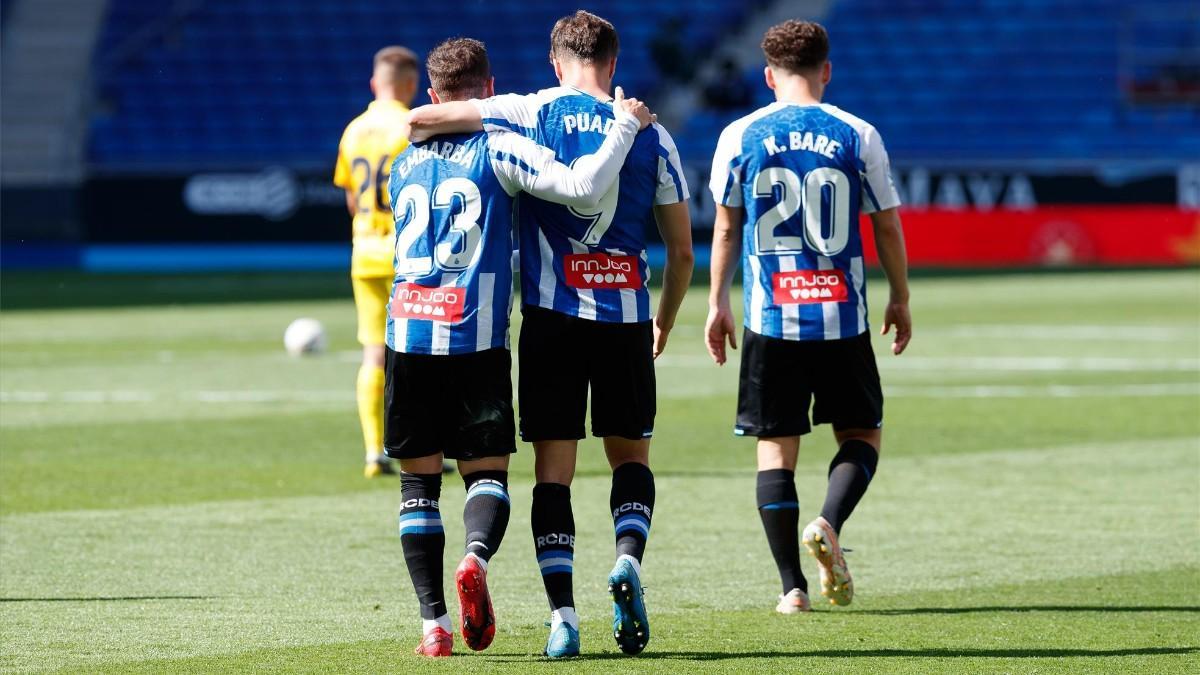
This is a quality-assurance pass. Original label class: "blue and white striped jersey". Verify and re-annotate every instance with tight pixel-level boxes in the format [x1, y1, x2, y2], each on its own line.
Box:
[473, 87, 689, 323]
[709, 102, 901, 341]
[386, 116, 640, 355]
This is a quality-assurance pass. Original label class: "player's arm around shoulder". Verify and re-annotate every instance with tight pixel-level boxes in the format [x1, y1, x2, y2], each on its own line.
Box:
[405, 92, 541, 142]
[405, 101, 483, 142]
[487, 88, 652, 208]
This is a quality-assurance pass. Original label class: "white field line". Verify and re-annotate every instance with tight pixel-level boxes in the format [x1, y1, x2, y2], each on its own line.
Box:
[655, 354, 1200, 372]
[2, 382, 1198, 405]
[883, 383, 1200, 398]
[931, 324, 1197, 342]
[880, 356, 1200, 372]
[0, 390, 354, 404]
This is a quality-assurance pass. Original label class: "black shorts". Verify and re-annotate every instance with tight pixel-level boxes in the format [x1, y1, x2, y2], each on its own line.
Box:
[383, 347, 517, 461]
[736, 329, 883, 438]
[518, 305, 655, 442]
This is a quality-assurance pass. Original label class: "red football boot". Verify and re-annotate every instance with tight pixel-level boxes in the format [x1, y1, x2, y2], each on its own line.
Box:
[455, 554, 496, 651]
[413, 626, 453, 657]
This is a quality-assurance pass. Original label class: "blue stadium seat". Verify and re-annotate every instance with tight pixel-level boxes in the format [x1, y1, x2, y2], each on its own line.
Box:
[88, 0, 1196, 170]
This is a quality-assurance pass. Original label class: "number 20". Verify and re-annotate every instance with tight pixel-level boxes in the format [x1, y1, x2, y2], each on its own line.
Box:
[753, 166, 851, 256]
[392, 177, 483, 275]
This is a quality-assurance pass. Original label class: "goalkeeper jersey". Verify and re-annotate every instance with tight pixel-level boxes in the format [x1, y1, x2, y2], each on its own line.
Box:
[334, 100, 411, 278]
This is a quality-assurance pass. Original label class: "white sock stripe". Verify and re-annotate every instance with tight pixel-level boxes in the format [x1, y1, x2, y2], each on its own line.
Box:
[400, 514, 444, 526]
[466, 485, 509, 499]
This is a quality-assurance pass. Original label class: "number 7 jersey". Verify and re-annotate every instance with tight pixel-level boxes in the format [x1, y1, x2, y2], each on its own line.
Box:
[474, 87, 689, 324]
[709, 102, 901, 341]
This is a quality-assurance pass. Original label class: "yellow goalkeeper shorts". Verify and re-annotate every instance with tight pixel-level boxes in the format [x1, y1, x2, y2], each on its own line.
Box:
[352, 276, 391, 346]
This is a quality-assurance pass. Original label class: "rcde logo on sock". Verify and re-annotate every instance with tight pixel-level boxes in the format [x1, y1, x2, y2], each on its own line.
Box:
[612, 502, 652, 518]
[402, 498, 440, 509]
[536, 533, 575, 547]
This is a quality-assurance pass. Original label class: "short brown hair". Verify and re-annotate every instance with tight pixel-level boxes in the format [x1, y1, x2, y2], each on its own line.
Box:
[425, 38, 491, 98]
[549, 10, 619, 64]
[761, 20, 829, 73]
[374, 45, 420, 85]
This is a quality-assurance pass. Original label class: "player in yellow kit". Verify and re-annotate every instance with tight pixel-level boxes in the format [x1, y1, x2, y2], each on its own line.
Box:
[333, 46, 419, 477]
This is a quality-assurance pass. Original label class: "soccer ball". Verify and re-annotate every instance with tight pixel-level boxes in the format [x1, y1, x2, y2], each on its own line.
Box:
[283, 318, 326, 357]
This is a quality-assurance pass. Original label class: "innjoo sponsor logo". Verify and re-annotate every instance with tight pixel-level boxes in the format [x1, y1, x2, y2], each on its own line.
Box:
[563, 253, 640, 289]
[390, 283, 466, 323]
[772, 270, 850, 305]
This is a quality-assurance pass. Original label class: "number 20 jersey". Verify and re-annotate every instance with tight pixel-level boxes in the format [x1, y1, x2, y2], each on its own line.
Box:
[475, 87, 689, 324]
[709, 102, 901, 342]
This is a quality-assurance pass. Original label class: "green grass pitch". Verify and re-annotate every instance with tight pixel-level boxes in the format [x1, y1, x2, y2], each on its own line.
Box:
[1, 268, 1198, 673]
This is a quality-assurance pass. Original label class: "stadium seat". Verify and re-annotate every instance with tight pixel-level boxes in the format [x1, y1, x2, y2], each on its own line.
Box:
[88, 0, 1196, 170]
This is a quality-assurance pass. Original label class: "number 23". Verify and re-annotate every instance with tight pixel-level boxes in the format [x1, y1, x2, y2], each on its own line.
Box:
[392, 178, 483, 275]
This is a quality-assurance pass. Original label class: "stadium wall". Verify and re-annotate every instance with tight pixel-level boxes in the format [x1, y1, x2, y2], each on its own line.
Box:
[3, 163, 1197, 271]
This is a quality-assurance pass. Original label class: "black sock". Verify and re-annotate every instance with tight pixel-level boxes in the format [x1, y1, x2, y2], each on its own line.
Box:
[531, 482, 574, 610]
[610, 462, 655, 563]
[461, 470, 510, 561]
[757, 469, 806, 594]
[820, 440, 879, 534]
[399, 472, 446, 620]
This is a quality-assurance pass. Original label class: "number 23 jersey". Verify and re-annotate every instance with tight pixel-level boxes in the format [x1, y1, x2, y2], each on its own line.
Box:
[709, 102, 901, 342]
[386, 114, 640, 355]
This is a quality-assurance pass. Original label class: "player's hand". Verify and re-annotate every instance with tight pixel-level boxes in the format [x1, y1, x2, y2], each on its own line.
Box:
[613, 86, 653, 130]
[652, 316, 672, 359]
[881, 299, 912, 355]
[398, 118, 417, 142]
[401, 107, 429, 142]
[704, 304, 739, 366]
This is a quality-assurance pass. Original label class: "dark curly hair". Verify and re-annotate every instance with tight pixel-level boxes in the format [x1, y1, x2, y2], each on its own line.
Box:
[761, 20, 829, 73]
[549, 10, 619, 64]
[426, 37, 491, 98]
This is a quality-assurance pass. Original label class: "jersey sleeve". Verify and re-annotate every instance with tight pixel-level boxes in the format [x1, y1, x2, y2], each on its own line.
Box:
[652, 124, 690, 206]
[708, 122, 745, 207]
[333, 131, 352, 189]
[487, 112, 640, 208]
[859, 125, 901, 213]
[472, 93, 540, 137]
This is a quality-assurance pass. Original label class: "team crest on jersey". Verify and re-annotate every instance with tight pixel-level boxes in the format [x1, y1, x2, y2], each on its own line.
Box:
[772, 270, 849, 304]
[390, 283, 466, 323]
[563, 253, 641, 289]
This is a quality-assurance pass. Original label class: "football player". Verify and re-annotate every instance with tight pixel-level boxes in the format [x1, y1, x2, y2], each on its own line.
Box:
[333, 46, 420, 478]
[385, 36, 653, 657]
[404, 10, 694, 658]
[705, 20, 912, 613]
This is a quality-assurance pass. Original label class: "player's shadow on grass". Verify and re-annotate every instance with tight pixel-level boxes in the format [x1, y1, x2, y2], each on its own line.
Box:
[0, 595, 213, 602]
[664, 647, 1200, 660]
[486, 646, 1198, 662]
[854, 605, 1200, 615]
